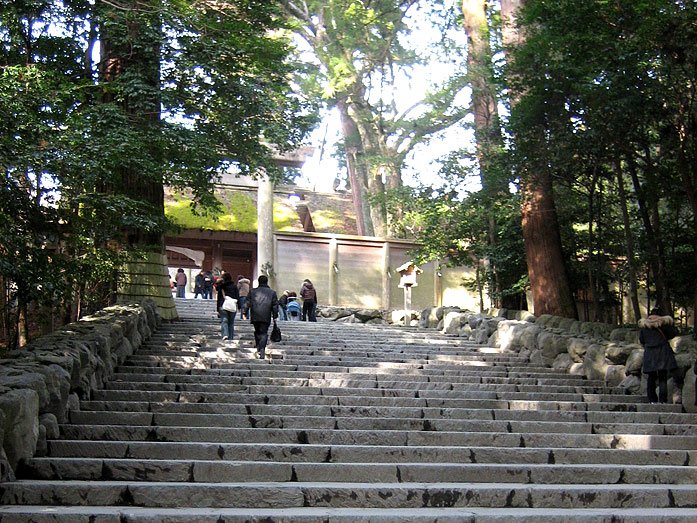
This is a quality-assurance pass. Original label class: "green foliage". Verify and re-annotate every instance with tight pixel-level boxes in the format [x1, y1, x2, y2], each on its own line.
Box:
[281, 0, 470, 234]
[507, 0, 697, 318]
[0, 0, 317, 347]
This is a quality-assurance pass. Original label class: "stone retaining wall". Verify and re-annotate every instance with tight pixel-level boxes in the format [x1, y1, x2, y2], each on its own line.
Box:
[418, 305, 697, 408]
[0, 300, 159, 481]
[273, 303, 697, 407]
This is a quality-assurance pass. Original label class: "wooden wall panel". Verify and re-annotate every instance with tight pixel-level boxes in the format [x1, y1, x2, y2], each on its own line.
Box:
[275, 239, 329, 299]
[337, 244, 383, 308]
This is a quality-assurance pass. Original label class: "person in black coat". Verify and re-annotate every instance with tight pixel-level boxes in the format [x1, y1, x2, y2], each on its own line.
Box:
[639, 306, 678, 403]
[247, 275, 278, 359]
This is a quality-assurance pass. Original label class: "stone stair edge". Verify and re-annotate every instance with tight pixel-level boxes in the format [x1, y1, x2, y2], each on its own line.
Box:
[2, 505, 697, 523]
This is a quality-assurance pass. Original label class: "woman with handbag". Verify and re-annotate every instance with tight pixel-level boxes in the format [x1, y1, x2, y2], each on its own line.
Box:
[215, 272, 239, 341]
[639, 306, 678, 404]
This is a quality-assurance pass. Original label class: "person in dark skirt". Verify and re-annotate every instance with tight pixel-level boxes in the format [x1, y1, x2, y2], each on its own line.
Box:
[639, 306, 678, 404]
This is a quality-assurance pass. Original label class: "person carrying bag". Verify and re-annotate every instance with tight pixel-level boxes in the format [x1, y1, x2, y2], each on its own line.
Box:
[215, 272, 239, 341]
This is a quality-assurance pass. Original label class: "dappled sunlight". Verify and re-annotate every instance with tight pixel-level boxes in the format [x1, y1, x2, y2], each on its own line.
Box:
[509, 401, 546, 411]
[474, 347, 508, 354]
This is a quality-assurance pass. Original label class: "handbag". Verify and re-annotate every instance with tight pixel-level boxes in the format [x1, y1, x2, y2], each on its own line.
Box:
[270, 320, 282, 342]
[222, 296, 238, 312]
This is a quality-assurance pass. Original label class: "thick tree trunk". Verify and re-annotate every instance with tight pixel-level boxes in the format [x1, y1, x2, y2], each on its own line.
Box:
[338, 99, 373, 237]
[347, 93, 388, 236]
[675, 126, 697, 326]
[462, 0, 509, 307]
[98, 0, 177, 319]
[99, 0, 164, 248]
[520, 170, 577, 317]
[501, 0, 576, 318]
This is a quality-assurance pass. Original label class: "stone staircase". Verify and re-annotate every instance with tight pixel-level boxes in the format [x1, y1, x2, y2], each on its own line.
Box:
[1, 299, 697, 521]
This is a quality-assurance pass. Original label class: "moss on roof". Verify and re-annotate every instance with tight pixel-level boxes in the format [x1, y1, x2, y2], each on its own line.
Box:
[165, 186, 358, 235]
[165, 192, 257, 232]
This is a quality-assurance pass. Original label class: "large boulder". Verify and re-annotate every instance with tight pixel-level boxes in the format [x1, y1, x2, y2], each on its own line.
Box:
[538, 332, 570, 366]
[443, 312, 465, 335]
[520, 325, 542, 352]
[624, 349, 644, 376]
[618, 374, 642, 395]
[553, 353, 574, 373]
[605, 343, 635, 365]
[490, 320, 530, 351]
[0, 368, 49, 412]
[568, 338, 592, 363]
[605, 365, 627, 387]
[0, 388, 39, 471]
[583, 344, 610, 381]
[0, 410, 13, 481]
[354, 309, 382, 322]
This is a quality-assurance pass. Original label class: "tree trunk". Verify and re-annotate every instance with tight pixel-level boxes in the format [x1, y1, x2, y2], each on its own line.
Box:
[501, 0, 576, 318]
[626, 154, 671, 313]
[614, 158, 641, 322]
[346, 93, 388, 236]
[520, 169, 577, 317]
[98, 0, 177, 319]
[586, 174, 598, 321]
[462, 0, 510, 307]
[338, 98, 374, 237]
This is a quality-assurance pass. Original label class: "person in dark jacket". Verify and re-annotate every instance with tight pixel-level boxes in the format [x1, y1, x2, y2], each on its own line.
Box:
[193, 271, 205, 299]
[202, 271, 214, 299]
[299, 279, 317, 322]
[215, 272, 239, 341]
[639, 306, 678, 403]
[247, 275, 278, 359]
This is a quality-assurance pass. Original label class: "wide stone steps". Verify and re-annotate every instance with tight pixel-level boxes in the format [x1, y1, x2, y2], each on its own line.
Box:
[2, 299, 697, 521]
[19, 458, 697, 484]
[52, 424, 697, 450]
[62, 411, 697, 437]
[40, 440, 697, 466]
[1, 506, 697, 523]
[88, 389, 679, 419]
[4, 480, 697, 510]
[75, 400, 692, 425]
[100, 376, 617, 396]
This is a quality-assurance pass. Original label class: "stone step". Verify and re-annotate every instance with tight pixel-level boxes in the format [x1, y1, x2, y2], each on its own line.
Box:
[95, 382, 634, 403]
[76, 400, 694, 424]
[109, 369, 607, 386]
[44, 440, 697, 466]
[113, 364, 580, 379]
[2, 505, 697, 523]
[106, 373, 615, 392]
[19, 457, 697, 485]
[3, 480, 697, 509]
[67, 410, 695, 436]
[128, 352, 525, 367]
[90, 389, 680, 413]
[55, 424, 697, 450]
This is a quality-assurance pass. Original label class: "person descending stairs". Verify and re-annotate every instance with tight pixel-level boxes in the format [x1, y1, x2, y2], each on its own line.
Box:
[1, 298, 697, 521]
